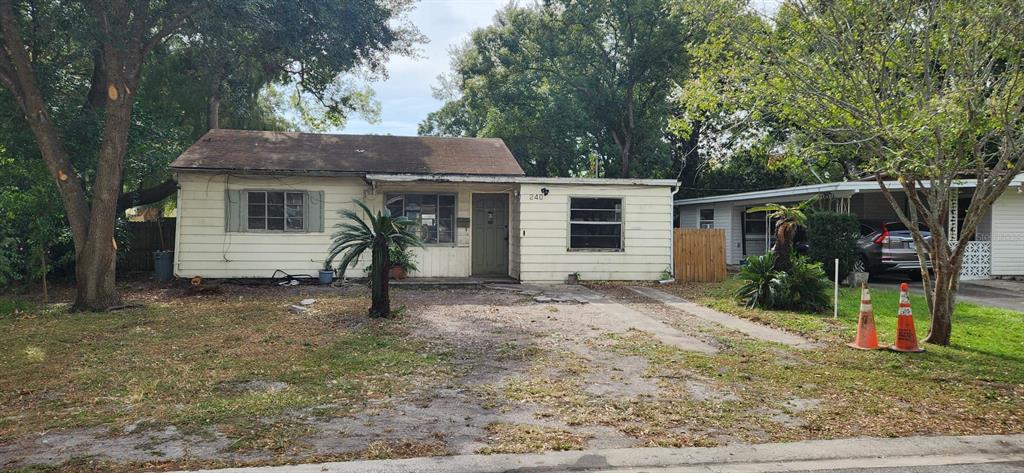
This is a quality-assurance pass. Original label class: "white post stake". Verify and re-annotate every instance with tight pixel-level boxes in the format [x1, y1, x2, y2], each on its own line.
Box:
[833, 258, 840, 319]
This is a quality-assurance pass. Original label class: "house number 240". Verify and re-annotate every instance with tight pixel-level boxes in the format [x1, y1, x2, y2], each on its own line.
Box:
[528, 193, 545, 200]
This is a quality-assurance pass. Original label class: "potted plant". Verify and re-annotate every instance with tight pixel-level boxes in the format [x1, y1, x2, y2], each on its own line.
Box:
[318, 262, 334, 285]
[325, 201, 423, 317]
[387, 245, 418, 280]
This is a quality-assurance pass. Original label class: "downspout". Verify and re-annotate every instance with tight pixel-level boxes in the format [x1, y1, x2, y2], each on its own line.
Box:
[667, 183, 680, 282]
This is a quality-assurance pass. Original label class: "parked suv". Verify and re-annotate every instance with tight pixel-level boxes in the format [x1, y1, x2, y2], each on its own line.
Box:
[856, 221, 931, 277]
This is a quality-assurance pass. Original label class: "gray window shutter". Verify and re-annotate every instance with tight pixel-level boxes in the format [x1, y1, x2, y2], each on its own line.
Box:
[307, 190, 324, 232]
[225, 189, 244, 232]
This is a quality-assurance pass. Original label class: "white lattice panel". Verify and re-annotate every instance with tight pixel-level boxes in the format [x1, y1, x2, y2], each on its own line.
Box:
[956, 241, 991, 280]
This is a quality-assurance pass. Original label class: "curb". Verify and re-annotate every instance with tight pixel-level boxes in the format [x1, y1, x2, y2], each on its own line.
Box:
[168, 434, 1024, 473]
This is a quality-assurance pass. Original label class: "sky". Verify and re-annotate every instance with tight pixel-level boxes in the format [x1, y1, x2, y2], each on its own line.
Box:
[342, 0, 780, 136]
[341, 0, 510, 136]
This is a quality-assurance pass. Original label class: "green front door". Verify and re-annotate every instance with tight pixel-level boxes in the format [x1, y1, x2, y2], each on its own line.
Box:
[472, 193, 509, 276]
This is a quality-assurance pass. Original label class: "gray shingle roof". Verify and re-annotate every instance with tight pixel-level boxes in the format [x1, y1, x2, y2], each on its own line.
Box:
[170, 129, 525, 176]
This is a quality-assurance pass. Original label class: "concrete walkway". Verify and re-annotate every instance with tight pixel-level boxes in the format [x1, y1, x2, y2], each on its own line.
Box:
[169, 434, 1024, 473]
[627, 286, 816, 349]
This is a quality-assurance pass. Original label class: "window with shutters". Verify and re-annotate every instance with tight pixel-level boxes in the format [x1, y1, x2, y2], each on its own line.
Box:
[384, 193, 456, 244]
[225, 189, 323, 233]
[569, 197, 623, 250]
[247, 191, 305, 231]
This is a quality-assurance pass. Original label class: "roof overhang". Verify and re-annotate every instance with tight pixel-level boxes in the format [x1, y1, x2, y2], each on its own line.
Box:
[365, 173, 678, 187]
[674, 174, 1024, 206]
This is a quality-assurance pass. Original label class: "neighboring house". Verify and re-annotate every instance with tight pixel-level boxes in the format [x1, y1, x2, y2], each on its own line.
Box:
[675, 176, 1024, 280]
[171, 129, 677, 282]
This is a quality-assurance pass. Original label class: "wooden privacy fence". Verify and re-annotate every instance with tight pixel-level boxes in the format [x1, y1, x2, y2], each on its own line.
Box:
[120, 219, 176, 272]
[674, 228, 727, 282]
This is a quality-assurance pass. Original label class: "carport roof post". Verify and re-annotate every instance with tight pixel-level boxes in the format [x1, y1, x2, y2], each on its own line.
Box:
[673, 174, 1024, 206]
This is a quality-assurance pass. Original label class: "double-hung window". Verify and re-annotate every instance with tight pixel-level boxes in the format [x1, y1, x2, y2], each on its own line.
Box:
[699, 209, 715, 228]
[247, 191, 305, 231]
[385, 193, 456, 244]
[569, 197, 623, 250]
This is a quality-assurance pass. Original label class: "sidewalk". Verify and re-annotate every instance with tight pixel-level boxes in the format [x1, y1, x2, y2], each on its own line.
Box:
[170, 434, 1024, 473]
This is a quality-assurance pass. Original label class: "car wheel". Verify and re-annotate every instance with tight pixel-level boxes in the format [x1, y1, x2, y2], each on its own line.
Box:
[853, 256, 868, 274]
[909, 270, 923, 281]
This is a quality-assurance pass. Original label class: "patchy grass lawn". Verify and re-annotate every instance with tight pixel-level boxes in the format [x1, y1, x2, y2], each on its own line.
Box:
[1, 279, 1022, 471]
[664, 278, 1024, 366]
[645, 278, 1024, 439]
[0, 284, 452, 471]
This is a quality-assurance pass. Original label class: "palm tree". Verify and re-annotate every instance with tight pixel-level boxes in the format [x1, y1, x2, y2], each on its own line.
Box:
[326, 200, 423, 317]
[746, 197, 816, 271]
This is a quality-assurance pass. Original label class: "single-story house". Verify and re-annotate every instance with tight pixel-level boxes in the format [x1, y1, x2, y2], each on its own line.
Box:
[675, 176, 1024, 280]
[170, 129, 677, 282]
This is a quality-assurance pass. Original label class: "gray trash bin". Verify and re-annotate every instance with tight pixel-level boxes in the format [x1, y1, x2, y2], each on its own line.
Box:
[153, 250, 174, 282]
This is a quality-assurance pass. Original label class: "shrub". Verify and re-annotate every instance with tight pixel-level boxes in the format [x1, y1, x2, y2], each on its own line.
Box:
[782, 255, 831, 312]
[737, 252, 830, 313]
[737, 253, 787, 309]
[806, 211, 861, 279]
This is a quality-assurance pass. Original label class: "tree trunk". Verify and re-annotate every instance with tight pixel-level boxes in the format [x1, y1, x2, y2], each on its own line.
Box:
[772, 222, 795, 272]
[922, 247, 960, 346]
[72, 53, 136, 311]
[207, 94, 220, 130]
[368, 237, 391, 317]
[73, 237, 119, 310]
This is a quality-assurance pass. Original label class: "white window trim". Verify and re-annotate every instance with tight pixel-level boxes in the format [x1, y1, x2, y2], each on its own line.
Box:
[699, 208, 715, 229]
[567, 196, 624, 252]
[245, 190, 308, 233]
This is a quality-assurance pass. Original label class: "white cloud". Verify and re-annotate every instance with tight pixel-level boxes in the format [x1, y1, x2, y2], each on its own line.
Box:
[341, 0, 509, 135]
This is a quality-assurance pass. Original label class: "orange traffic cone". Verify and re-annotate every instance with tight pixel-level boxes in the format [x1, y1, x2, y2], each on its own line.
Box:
[890, 282, 925, 353]
[847, 284, 882, 350]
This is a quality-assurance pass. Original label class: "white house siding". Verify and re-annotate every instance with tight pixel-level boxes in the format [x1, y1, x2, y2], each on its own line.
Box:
[678, 206, 698, 228]
[174, 173, 366, 278]
[991, 191, 1024, 276]
[677, 203, 743, 265]
[509, 192, 522, 279]
[174, 173, 512, 279]
[517, 183, 672, 282]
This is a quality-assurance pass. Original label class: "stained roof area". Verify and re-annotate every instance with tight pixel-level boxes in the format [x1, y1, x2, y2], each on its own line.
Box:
[170, 129, 525, 176]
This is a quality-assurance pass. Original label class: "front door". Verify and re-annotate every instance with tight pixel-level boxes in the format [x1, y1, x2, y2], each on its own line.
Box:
[472, 193, 509, 276]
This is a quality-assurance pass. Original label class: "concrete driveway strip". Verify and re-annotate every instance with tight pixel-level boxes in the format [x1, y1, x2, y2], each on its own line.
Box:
[546, 285, 718, 354]
[166, 434, 1024, 473]
[627, 286, 815, 349]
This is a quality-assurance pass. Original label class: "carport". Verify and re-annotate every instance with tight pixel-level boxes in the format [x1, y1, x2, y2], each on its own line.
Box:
[674, 175, 1024, 280]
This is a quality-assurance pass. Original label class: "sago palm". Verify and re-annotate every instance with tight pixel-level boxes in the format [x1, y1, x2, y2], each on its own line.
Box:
[746, 197, 816, 271]
[325, 200, 423, 317]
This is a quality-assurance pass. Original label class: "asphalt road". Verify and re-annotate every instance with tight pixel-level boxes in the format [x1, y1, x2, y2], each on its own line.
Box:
[788, 462, 1024, 473]
[871, 275, 1024, 312]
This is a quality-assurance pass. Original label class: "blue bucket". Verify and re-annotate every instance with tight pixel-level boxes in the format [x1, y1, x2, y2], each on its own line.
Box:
[318, 269, 334, 285]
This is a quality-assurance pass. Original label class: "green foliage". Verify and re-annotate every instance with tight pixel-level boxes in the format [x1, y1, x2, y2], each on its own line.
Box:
[736, 253, 786, 310]
[421, 0, 690, 177]
[806, 211, 861, 280]
[745, 198, 816, 270]
[326, 201, 423, 317]
[364, 245, 419, 274]
[781, 255, 831, 313]
[737, 253, 829, 312]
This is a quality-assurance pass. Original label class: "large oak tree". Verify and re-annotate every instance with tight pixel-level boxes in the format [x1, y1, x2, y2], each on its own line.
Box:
[421, 0, 692, 178]
[0, 0, 416, 310]
[763, 0, 1024, 345]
